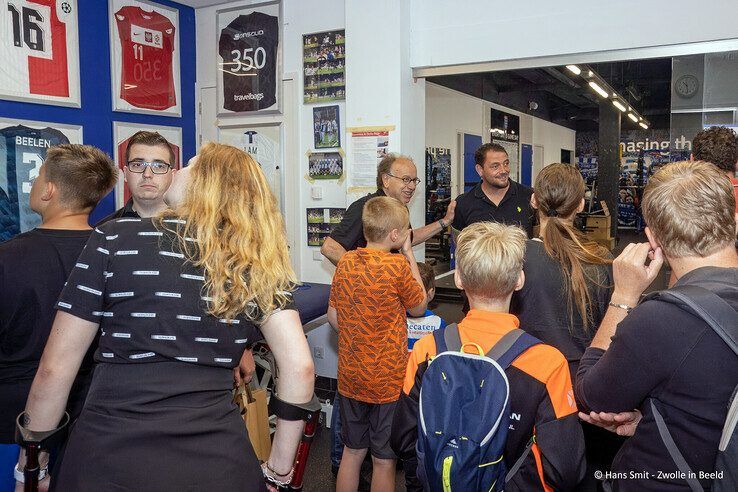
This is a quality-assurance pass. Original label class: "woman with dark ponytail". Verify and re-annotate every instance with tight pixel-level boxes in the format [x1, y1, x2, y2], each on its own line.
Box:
[511, 163, 618, 491]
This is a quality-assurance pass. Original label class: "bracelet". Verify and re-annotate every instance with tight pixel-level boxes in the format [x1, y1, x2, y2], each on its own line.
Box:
[14, 463, 47, 483]
[609, 301, 634, 314]
[438, 218, 448, 230]
[261, 461, 294, 488]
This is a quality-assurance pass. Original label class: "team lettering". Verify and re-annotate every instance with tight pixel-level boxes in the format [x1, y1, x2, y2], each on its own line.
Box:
[234, 30, 264, 40]
[16, 136, 51, 148]
[234, 93, 265, 101]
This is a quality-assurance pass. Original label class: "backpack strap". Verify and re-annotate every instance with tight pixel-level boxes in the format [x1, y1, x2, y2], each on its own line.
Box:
[490, 329, 542, 369]
[650, 285, 738, 356]
[432, 324, 541, 369]
[433, 323, 461, 354]
[650, 400, 704, 492]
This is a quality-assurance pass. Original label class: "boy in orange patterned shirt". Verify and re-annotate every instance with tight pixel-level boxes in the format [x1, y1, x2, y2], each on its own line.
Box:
[328, 196, 427, 492]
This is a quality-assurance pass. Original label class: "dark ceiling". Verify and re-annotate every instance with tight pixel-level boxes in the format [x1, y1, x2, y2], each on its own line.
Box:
[428, 57, 672, 132]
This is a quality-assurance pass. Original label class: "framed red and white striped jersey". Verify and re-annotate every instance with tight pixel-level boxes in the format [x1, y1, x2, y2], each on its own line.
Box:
[0, 0, 80, 107]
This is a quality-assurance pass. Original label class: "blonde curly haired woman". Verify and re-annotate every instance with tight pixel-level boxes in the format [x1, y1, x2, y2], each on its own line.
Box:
[17, 143, 314, 491]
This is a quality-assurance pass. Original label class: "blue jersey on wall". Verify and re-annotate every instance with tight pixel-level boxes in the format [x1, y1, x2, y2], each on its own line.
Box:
[0, 125, 69, 242]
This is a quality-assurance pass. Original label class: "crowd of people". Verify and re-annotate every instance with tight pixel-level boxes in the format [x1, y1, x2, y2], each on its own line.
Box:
[0, 126, 736, 491]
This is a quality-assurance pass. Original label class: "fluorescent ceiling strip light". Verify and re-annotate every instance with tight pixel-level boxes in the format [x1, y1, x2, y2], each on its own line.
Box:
[566, 65, 581, 75]
[612, 100, 627, 112]
[628, 113, 639, 122]
[639, 122, 648, 129]
[588, 81, 609, 98]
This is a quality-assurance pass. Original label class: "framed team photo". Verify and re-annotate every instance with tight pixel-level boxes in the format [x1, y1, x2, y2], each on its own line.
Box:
[112, 121, 182, 209]
[0, 117, 83, 242]
[308, 151, 342, 180]
[108, 0, 181, 117]
[216, 1, 282, 116]
[0, 0, 81, 107]
[313, 105, 340, 149]
[303, 29, 345, 104]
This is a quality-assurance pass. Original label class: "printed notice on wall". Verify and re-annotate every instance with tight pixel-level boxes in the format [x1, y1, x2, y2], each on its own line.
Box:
[349, 130, 389, 188]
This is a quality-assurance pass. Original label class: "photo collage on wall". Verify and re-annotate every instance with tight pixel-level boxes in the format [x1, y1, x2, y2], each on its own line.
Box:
[109, 0, 182, 116]
[216, 1, 281, 115]
[0, 118, 83, 241]
[307, 207, 345, 247]
[303, 30, 345, 103]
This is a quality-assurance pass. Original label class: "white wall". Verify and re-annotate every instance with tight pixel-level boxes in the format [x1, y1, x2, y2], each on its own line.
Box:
[426, 83, 575, 194]
[196, 0, 346, 284]
[410, 0, 738, 69]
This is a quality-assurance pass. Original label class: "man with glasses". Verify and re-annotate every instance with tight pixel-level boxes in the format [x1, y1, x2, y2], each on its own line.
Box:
[452, 143, 534, 237]
[321, 153, 455, 266]
[97, 131, 176, 224]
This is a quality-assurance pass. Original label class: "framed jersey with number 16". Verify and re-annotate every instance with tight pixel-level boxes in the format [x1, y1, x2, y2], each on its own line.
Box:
[108, 0, 181, 116]
[0, 0, 81, 107]
[216, 0, 282, 116]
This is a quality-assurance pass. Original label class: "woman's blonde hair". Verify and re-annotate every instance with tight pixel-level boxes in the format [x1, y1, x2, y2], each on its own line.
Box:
[160, 143, 297, 323]
[534, 163, 611, 333]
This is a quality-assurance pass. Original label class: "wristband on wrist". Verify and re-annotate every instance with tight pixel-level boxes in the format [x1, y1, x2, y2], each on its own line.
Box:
[609, 301, 634, 314]
[261, 462, 294, 488]
[14, 463, 47, 483]
[438, 218, 448, 229]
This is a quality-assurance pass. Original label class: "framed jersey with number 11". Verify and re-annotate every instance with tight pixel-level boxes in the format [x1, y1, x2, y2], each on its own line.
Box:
[216, 0, 282, 116]
[108, 0, 181, 116]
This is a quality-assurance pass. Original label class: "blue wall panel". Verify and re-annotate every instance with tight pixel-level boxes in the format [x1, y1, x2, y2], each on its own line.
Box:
[0, 0, 196, 224]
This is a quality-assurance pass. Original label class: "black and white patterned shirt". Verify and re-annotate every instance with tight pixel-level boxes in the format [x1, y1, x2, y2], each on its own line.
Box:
[57, 218, 291, 368]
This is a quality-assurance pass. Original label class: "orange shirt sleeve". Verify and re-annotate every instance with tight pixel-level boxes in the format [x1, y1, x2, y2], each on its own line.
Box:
[396, 258, 425, 311]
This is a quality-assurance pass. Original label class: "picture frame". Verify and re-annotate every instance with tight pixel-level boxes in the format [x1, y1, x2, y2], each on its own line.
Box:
[108, 0, 181, 117]
[303, 29, 345, 104]
[218, 122, 284, 210]
[312, 105, 341, 149]
[112, 121, 183, 208]
[308, 151, 342, 180]
[0, 0, 81, 107]
[0, 117, 83, 241]
[216, 0, 282, 116]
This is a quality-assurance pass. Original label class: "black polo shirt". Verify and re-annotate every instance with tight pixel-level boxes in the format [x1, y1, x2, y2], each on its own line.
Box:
[452, 180, 534, 237]
[96, 198, 140, 226]
[328, 189, 386, 251]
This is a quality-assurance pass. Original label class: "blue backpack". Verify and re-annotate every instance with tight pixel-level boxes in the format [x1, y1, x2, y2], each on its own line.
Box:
[417, 324, 541, 491]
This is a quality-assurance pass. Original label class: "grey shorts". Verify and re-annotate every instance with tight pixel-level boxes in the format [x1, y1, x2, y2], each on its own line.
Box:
[339, 395, 397, 460]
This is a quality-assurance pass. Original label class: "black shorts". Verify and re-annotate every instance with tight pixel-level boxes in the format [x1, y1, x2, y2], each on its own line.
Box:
[339, 395, 397, 460]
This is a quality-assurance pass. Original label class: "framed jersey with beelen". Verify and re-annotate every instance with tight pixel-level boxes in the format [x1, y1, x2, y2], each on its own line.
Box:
[108, 0, 181, 117]
[112, 121, 182, 209]
[0, 117, 83, 241]
[0, 0, 81, 107]
[216, 0, 282, 116]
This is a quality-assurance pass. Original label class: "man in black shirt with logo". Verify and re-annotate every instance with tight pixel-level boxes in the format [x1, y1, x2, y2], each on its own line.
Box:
[452, 143, 534, 237]
[0, 145, 116, 461]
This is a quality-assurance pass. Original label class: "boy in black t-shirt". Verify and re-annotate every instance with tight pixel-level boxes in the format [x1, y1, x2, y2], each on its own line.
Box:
[0, 145, 116, 482]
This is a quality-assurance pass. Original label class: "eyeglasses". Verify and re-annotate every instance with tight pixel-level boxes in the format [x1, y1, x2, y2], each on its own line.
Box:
[385, 173, 421, 186]
[126, 160, 172, 174]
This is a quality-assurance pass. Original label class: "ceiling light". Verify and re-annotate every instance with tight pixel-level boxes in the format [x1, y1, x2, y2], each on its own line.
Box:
[566, 65, 581, 75]
[612, 100, 627, 112]
[639, 122, 648, 129]
[628, 113, 638, 123]
[588, 81, 609, 98]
